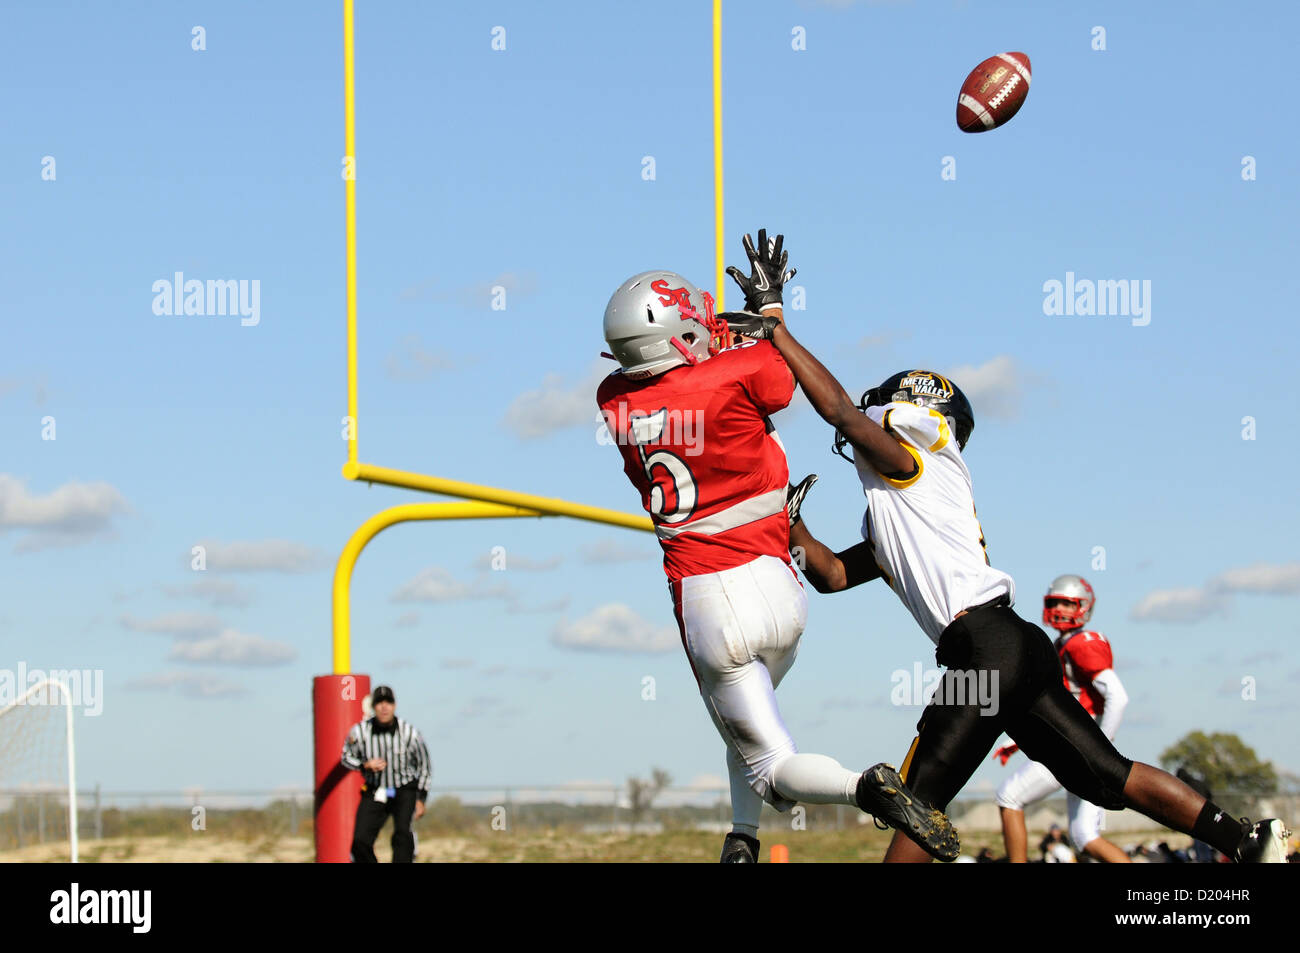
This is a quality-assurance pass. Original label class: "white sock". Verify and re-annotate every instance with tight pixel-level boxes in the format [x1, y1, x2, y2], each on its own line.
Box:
[771, 753, 860, 807]
[728, 746, 764, 833]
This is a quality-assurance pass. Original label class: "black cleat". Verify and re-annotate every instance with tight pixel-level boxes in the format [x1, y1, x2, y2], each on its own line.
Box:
[1234, 818, 1290, 863]
[719, 832, 759, 863]
[856, 763, 960, 862]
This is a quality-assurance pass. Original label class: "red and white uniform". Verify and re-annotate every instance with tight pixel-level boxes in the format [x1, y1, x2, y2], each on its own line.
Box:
[599, 340, 862, 817]
[996, 628, 1129, 849]
[597, 339, 793, 581]
[1059, 630, 1117, 724]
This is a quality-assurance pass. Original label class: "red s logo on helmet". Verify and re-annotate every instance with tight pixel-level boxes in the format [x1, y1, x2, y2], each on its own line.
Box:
[651, 279, 693, 311]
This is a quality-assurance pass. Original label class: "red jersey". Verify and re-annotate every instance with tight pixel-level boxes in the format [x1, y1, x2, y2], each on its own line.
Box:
[1057, 630, 1114, 718]
[596, 339, 795, 581]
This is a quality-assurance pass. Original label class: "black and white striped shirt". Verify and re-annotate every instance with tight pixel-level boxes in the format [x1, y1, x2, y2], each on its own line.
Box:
[341, 717, 432, 799]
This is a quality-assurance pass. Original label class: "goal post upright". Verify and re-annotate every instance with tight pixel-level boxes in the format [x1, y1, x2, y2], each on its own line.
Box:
[63, 680, 77, 863]
[0, 678, 78, 862]
[713, 0, 725, 312]
[343, 0, 359, 466]
[317, 1, 727, 862]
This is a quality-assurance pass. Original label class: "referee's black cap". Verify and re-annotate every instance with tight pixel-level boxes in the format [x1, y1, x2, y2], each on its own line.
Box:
[372, 685, 396, 704]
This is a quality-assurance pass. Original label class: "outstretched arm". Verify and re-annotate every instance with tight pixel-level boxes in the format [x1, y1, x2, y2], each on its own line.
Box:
[721, 229, 912, 477]
[769, 323, 916, 477]
[725, 311, 917, 479]
[790, 519, 882, 593]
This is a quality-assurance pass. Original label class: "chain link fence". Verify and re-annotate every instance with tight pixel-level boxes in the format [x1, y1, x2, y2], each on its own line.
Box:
[3, 786, 1296, 852]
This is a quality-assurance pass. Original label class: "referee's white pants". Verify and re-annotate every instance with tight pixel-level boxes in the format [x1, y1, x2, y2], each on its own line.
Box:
[995, 757, 1106, 850]
[671, 555, 858, 815]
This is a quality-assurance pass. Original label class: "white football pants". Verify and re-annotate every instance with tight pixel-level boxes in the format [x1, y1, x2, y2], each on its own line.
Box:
[671, 555, 861, 825]
[996, 757, 1106, 850]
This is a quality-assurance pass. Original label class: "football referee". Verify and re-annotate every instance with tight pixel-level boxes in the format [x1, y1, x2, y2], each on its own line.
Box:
[340, 685, 432, 863]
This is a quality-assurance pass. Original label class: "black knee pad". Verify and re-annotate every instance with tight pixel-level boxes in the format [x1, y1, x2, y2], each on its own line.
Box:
[1058, 755, 1133, 811]
[1093, 757, 1134, 810]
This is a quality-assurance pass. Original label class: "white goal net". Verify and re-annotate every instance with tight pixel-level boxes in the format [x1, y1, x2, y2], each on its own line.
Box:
[0, 679, 78, 861]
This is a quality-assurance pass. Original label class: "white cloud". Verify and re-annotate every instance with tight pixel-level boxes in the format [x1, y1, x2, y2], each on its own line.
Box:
[856, 329, 911, 351]
[166, 629, 296, 666]
[0, 473, 129, 551]
[471, 551, 561, 572]
[1211, 563, 1300, 595]
[392, 610, 421, 628]
[456, 271, 538, 309]
[391, 567, 512, 603]
[385, 333, 454, 381]
[552, 603, 678, 654]
[0, 377, 50, 407]
[1131, 562, 1300, 625]
[578, 538, 654, 565]
[123, 671, 247, 699]
[1129, 588, 1227, 623]
[195, 539, 327, 573]
[507, 595, 571, 615]
[161, 578, 254, 608]
[120, 611, 223, 639]
[502, 363, 608, 439]
[943, 355, 1021, 420]
[399, 271, 538, 309]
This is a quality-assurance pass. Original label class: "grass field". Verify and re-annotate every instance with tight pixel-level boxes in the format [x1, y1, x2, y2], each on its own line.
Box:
[0, 826, 1200, 863]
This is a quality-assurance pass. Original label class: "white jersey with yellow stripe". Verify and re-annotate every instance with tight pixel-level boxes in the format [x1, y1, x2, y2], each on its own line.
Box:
[852, 401, 1015, 644]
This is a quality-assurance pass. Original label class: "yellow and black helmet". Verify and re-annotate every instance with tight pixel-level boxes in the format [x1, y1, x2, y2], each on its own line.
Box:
[834, 369, 975, 459]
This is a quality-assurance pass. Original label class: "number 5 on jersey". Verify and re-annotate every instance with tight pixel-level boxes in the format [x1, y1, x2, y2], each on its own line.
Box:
[630, 408, 696, 525]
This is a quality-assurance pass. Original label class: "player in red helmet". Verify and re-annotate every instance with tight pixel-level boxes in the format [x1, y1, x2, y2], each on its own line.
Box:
[994, 575, 1131, 862]
[596, 233, 957, 863]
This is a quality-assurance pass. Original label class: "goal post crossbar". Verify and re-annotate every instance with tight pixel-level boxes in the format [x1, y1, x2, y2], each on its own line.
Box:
[332, 500, 652, 674]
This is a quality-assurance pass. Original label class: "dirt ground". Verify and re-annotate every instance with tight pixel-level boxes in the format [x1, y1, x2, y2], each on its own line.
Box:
[0, 825, 1198, 863]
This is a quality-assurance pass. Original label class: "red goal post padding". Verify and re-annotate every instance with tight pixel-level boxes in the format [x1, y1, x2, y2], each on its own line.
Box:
[313, 674, 370, 862]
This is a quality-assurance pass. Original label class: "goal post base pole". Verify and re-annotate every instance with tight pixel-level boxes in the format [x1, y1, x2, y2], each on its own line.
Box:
[313, 673, 371, 863]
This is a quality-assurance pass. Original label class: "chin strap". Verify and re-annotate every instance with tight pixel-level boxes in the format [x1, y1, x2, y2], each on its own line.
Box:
[668, 337, 699, 365]
[673, 290, 729, 357]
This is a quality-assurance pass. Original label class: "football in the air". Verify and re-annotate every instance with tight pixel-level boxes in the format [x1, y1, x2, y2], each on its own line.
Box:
[956, 52, 1031, 133]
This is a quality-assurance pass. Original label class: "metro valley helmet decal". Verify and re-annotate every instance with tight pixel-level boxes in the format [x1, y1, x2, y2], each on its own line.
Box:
[837, 368, 976, 458]
[895, 371, 955, 404]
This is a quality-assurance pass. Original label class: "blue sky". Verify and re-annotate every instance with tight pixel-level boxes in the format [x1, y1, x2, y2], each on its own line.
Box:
[3, 0, 1297, 802]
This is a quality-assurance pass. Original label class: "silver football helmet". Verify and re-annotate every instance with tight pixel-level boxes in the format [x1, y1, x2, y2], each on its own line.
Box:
[1043, 574, 1096, 631]
[602, 271, 727, 380]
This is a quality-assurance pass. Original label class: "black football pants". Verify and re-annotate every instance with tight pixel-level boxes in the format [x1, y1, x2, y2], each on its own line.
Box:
[900, 605, 1134, 812]
[350, 781, 419, 863]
